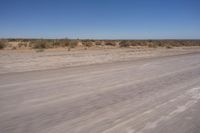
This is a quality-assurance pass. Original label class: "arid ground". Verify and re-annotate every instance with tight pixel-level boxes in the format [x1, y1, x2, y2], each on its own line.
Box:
[0, 47, 200, 133]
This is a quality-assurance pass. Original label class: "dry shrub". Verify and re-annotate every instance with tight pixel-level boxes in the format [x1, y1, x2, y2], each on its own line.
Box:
[18, 42, 28, 48]
[62, 40, 70, 47]
[0, 40, 6, 49]
[82, 41, 93, 47]
[51, 40, 71, 48]
[148, 43, 158, 48]
[119, 41, 130, 47]
[67, 40, 78, 51]
[35, 49, 45, 52]
[95, 41, 103, 46]
[166, 45, 173, 49]
[129, 41, 139, 46]
[12, 46, 17, 50]
[105, 41, 116, 46]
[69, 40, 78, 48]
[52, 41, 61, 48]
[4, 39, 200, 49]
[32, 40, 49, 49]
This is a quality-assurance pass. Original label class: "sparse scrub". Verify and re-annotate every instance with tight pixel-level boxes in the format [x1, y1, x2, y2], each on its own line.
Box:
[35, 48, 45, 52]
[1, 39, 200, 49]
[166, 45, 173, 49]
[95, 41, 103, 46]
[69, 40, 78, 48]
[148, 43, 158, 48]
[156, 41, 165, 47]
[32, 40, 49, 49]
[0, 40, 6, 49]
[12, 46, 17, 50]
[52, 41, 61, 48]
[128, 41, 139, 46]
[105, 42, 116, 46]
[119, 41, 130, 47]
[82, 41, 93, 47]
[63, 40, 70, 47]
[67, 40, 78, 51]
[18, 42, 28, 48]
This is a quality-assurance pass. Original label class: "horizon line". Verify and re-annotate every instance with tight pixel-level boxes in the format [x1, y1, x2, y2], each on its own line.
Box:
[1, 37, 200, 41]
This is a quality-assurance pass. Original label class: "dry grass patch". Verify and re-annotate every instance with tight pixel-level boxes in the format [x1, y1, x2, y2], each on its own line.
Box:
[0, 40, 7, 49]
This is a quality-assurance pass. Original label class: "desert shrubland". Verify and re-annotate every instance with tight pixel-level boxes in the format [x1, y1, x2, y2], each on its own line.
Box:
[0, 39, 199, 50]
[0, 40, 7, 49]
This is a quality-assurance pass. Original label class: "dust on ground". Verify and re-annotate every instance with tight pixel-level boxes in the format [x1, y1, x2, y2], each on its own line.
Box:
[0, 47, 199, 74]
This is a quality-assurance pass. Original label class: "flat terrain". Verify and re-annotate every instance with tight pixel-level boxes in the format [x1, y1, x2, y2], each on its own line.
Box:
[0, 48, 200, 133]
[0, 47, 199, 74]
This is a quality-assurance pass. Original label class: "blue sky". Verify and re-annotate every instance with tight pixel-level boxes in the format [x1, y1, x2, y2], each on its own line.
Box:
[0, 0, 200, 39]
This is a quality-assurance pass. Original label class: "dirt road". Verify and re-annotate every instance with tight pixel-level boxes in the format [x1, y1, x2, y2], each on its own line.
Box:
[0, 52, 200, 133]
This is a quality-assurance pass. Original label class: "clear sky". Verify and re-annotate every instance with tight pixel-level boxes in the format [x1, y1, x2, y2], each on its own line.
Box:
[0, 0, 200, 39]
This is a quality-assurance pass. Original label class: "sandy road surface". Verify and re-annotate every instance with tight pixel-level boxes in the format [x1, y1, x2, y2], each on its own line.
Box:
[0, 47, 199, 74]
[0, 52, 200, 133]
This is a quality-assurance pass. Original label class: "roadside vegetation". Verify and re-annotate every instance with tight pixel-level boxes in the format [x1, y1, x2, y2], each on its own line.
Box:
[0, 40, 7, 49]
[1, 39, 199, 50]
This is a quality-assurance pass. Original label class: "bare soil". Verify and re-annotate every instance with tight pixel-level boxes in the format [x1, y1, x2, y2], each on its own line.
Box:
[0, 47, 200, 74]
